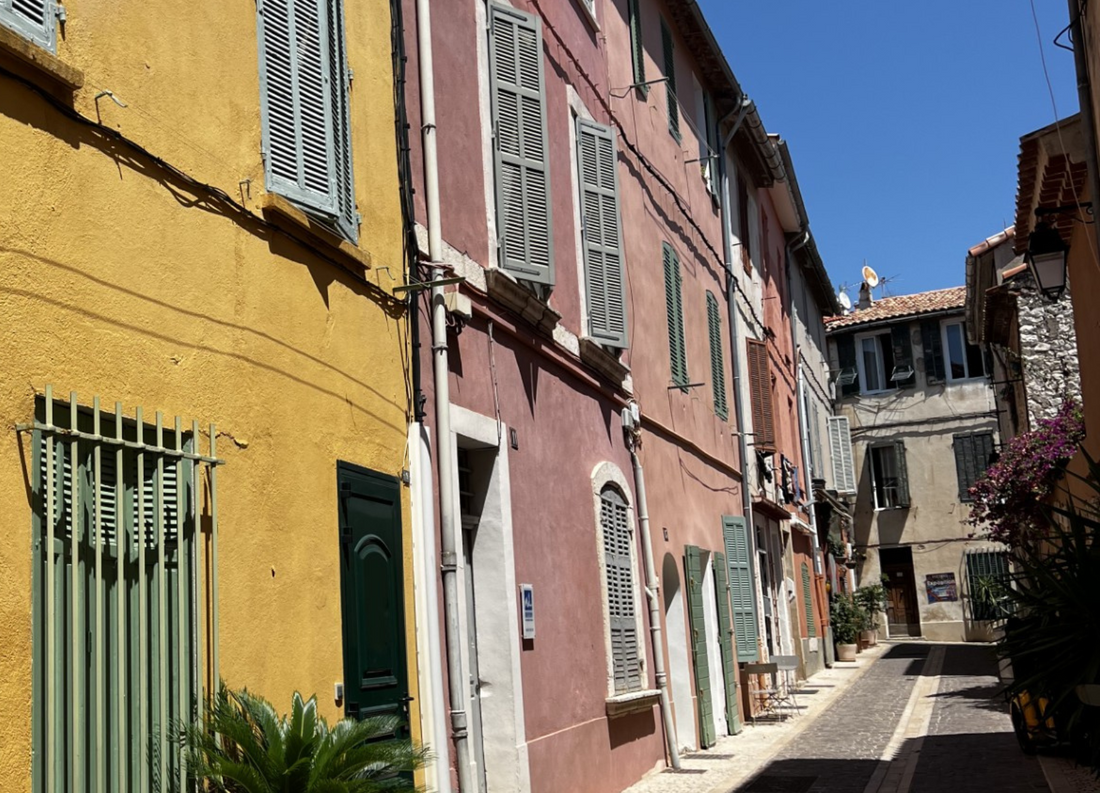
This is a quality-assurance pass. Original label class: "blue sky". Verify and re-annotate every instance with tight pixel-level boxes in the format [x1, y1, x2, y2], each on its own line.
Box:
[697, 0, 1080, 297]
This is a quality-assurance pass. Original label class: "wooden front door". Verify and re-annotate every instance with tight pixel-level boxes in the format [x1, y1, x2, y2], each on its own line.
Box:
[337, 463, 409, 731]
[881, 548, 920, 636]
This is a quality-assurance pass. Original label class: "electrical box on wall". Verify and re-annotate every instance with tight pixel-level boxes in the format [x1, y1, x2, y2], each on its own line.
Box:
[444, 291, 472, 319]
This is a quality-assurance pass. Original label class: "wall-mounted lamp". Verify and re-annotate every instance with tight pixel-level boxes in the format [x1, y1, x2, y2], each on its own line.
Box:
[1025, 220, 1069, 302]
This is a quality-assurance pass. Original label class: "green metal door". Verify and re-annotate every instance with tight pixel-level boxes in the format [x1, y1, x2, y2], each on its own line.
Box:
[684, 545, 716, 748]
[712, 551, 741, 734]
[337, 463, 409, 732]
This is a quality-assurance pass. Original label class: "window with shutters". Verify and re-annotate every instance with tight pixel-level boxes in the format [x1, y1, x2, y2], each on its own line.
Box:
[599, 486, 641, 693]
[577, 119, 627, 348]
[660, 19, 680, 141]
[747, 340, 775, 450]
[941, 320, 986, 382]
[663, 243, 688, 388]
[627, 0, 646, 93]
[706, 292, 728, 420]
[828, 415, 856, 494]
[0, 0, 57, 53]
[489, 4, 555, 286]
[953, 432, 995, 501]
[29, 389, 221, 793]
[257, 0, 358, 243]
[801, 562, 816, 638]
[869, 441, 910, 510]
[723, 515, 759, 662]
[853, 331, 896, 394]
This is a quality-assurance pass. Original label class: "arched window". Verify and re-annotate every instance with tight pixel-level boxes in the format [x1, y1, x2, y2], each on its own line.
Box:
[600, 486, 640, 692]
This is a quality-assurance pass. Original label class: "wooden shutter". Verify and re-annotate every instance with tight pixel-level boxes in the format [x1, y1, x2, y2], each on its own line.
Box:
[0, 0, 56, 52]
[801, 563, 816, 638]
[723, 515, 759, 662]
[578, 119, 627, 347]
[747, 340, 775, 450]
[258, 0, 339, 216]
[684, 546, 716, 747]
[921, 319, 946, 384]
[828, 415, 856, 494]
[326, 0, 357, 243]
[628, 0, 645, 89]
[737, 175, 752, 273]
[894, 439, 910, 508]
[707, 292, 728, 420]
[601, 488, 640, 692]
[954, 432, 994, 501]
[490, 4, 554, 284]
[890, 324, 915, 388]
[835, 334, 859, 397]
[663, 243, 687, 387]
[660, 19, 679, 139]
[711, 550, 741, 734]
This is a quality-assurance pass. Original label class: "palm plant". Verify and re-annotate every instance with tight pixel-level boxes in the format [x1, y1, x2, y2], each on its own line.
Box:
[184, 685, 427, 792]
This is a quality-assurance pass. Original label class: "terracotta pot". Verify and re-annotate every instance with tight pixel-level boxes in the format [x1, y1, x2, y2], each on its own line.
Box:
[860, 629, 878, 647]
[836, 643, 858, 662]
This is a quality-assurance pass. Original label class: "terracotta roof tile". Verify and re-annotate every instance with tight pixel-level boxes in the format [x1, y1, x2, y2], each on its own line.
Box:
[824, 286, 966, 331]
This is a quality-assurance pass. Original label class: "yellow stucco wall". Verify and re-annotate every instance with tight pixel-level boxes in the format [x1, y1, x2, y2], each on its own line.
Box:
[0, 0, 421, 787]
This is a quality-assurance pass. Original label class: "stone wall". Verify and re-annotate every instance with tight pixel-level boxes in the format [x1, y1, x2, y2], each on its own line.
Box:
[1016, 278, 1081, 422]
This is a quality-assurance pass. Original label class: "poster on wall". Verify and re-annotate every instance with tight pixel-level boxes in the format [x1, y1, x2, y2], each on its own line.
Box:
[925, 572, 958, 603]
[520, 584, 535, 639]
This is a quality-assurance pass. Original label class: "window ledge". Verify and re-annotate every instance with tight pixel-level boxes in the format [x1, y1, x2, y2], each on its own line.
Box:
[575, 0, 600, 32]
[485, 268, 560, 336]
[260, 194, 371, 273]
[579, 337, 629, 384]
[0, 26, 83, 91]
[605, 689, 659, 718]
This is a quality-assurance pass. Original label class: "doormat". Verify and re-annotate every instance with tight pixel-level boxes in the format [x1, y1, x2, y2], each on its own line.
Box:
[662, 768, 706, 775]
[685, 753, 734, 760]
[742, 775, 817, 792]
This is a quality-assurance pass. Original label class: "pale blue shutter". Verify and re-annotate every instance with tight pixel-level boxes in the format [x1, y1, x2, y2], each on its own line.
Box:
[577, 119, 627, 348]
[257, 0, 339, 216]
[601, 488, 640, 692]
[490, 4, 554, 284]
[0, 0, 57, 52]
[828, 415, 856, 494]
[723, 515, 759, 662]
[326, 0, 358, 243]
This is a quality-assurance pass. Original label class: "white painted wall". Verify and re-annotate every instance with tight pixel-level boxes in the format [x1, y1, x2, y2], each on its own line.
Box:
[662, 553, 696, 751]
[701, 553, 728, 738]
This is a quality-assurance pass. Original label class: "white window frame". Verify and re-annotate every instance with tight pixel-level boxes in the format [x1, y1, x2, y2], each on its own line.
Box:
[576, 0, 598, 30]
[940, 320, 985, 382]
[869, 443, 901, 510]
[590, 461, 647, 698]
[854, 330, 893, 395]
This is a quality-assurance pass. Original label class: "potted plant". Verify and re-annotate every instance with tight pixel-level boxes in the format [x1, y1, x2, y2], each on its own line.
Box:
[855, 583, 886, 646]
[830, 595, 861, 662]
[185, 684, 427, 792]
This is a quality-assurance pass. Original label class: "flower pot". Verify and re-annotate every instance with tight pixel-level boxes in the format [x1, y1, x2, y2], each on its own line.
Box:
[860, 629, 878, 647]
[836, 643, 857, 662]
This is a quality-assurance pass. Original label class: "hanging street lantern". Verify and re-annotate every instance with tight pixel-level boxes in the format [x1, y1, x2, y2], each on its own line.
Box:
[1025, 220, 1069, 301]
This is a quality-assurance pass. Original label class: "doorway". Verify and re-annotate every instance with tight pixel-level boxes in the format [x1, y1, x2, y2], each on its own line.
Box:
[458, 448, 489, 793]
[880, 547, 920, 636]
[662, 553, 696, 751]
[337, 463, 409, 729]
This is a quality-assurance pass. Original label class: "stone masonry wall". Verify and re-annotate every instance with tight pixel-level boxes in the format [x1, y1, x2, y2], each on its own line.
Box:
[1016, 278, 1081, 422]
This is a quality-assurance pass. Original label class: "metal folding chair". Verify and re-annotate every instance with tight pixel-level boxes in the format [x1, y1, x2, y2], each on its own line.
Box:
[743, 662, 779, 725]
[770, 655, 803, 717]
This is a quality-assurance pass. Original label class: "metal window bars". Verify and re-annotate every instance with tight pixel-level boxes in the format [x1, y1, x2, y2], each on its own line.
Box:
[21, 386, 224, 793]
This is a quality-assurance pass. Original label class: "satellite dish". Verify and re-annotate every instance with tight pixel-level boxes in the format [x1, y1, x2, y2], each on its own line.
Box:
[862, 264, 880, 288]
[838, 291, 852, 311]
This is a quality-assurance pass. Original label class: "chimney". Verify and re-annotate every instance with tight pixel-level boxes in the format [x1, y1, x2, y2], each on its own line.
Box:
[858, 281, 873, 310]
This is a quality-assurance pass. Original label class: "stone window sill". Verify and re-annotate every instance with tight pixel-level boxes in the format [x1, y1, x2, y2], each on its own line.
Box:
[605, 689, 660, 718]
[260, 194, 372, 273]
[485, 268, 560, 336]
[0, 26, 83, 91]
[579, 337, 629, 385]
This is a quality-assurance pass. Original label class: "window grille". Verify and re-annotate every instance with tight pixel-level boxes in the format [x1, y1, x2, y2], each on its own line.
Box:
[23, 386, 223, 793]
[965, 549, 1011, 622]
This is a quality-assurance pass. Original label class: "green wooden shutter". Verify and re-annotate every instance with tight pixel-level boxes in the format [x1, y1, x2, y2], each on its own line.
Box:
[828, 415, 856, 493]
[894, 439, 910, 508]
[684, 546, 715, 748]
[890, 324, 915, 388]
[801, 563, 816, 638]
[954, 432, 994, 501]
[258, 0, 339, 216]
[577, 119, 627, 348]
[836, 334, 859, 397]
[601, 489, 640, 692]
[711, 551, 741, 734]
[921, 319, 946, 384]
[663, 243, 687, 388]
[628, 0, 646, 91]
[660, 19, 679, 139]
[326, 0, 358, 243]
[0, 0, 56, 52]
[707, 292, 728, 420]
[723, 515, 759, 662]
[489, 4, 554, 284]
